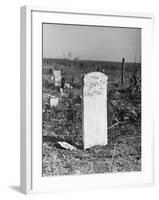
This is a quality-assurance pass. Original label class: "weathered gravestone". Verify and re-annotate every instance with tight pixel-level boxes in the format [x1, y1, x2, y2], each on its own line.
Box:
[53, 70, 61, 86]
[50, 75, 54, 81]
[83, 72, 108, 149]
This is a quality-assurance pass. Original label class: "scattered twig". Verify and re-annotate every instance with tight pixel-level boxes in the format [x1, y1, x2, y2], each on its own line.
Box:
[109, 141, 118, 172]
[110, 135, 141, 145]
[107, 121, 127, 130]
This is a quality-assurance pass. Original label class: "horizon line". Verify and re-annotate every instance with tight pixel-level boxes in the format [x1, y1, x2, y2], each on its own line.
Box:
[42, 57, 141, 64]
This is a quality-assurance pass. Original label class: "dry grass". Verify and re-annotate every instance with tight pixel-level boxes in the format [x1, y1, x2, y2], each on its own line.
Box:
[42, 59, 141, 176]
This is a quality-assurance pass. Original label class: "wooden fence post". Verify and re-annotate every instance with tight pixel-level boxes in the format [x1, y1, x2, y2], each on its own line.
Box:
[121, 57, 125, 86]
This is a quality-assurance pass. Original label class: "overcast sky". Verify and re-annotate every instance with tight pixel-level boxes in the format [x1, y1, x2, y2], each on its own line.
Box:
[43, 24, 141, 63]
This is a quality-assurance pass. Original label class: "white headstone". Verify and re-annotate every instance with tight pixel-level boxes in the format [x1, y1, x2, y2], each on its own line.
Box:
[83, 72, 108, 149]
[53, 70, 61, 86]
[50, 76, 54, 81]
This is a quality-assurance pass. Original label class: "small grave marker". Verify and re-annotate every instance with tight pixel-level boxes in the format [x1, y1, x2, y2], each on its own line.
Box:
[53, 70, 61, 86]
[83, 72, 108, 149]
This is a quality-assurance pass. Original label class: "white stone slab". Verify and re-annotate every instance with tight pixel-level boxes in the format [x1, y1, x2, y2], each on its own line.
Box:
[50, 76, 54, 81]
[83, 72, 108, 149]
[53, 70, 61, 86]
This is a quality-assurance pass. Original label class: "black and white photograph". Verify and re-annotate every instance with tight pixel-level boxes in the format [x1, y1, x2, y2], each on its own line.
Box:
[42, 23, 141, 176]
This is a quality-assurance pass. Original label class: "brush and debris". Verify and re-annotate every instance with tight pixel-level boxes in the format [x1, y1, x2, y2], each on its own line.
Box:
[42, 60, 141, 176]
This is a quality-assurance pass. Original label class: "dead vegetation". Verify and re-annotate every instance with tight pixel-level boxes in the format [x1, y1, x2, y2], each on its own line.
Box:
[42, 59, 141, 176]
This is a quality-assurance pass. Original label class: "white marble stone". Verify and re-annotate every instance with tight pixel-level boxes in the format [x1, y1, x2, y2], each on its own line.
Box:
[50, 76, 54, 81]
[83, 72, 108, 149]
[53, 70, 61, 86]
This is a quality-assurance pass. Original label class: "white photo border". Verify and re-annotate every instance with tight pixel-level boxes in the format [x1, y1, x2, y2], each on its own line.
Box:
[20, 6, 154, 194]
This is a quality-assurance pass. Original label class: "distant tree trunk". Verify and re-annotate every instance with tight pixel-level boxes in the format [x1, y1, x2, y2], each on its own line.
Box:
[121, 58, 125, 86]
